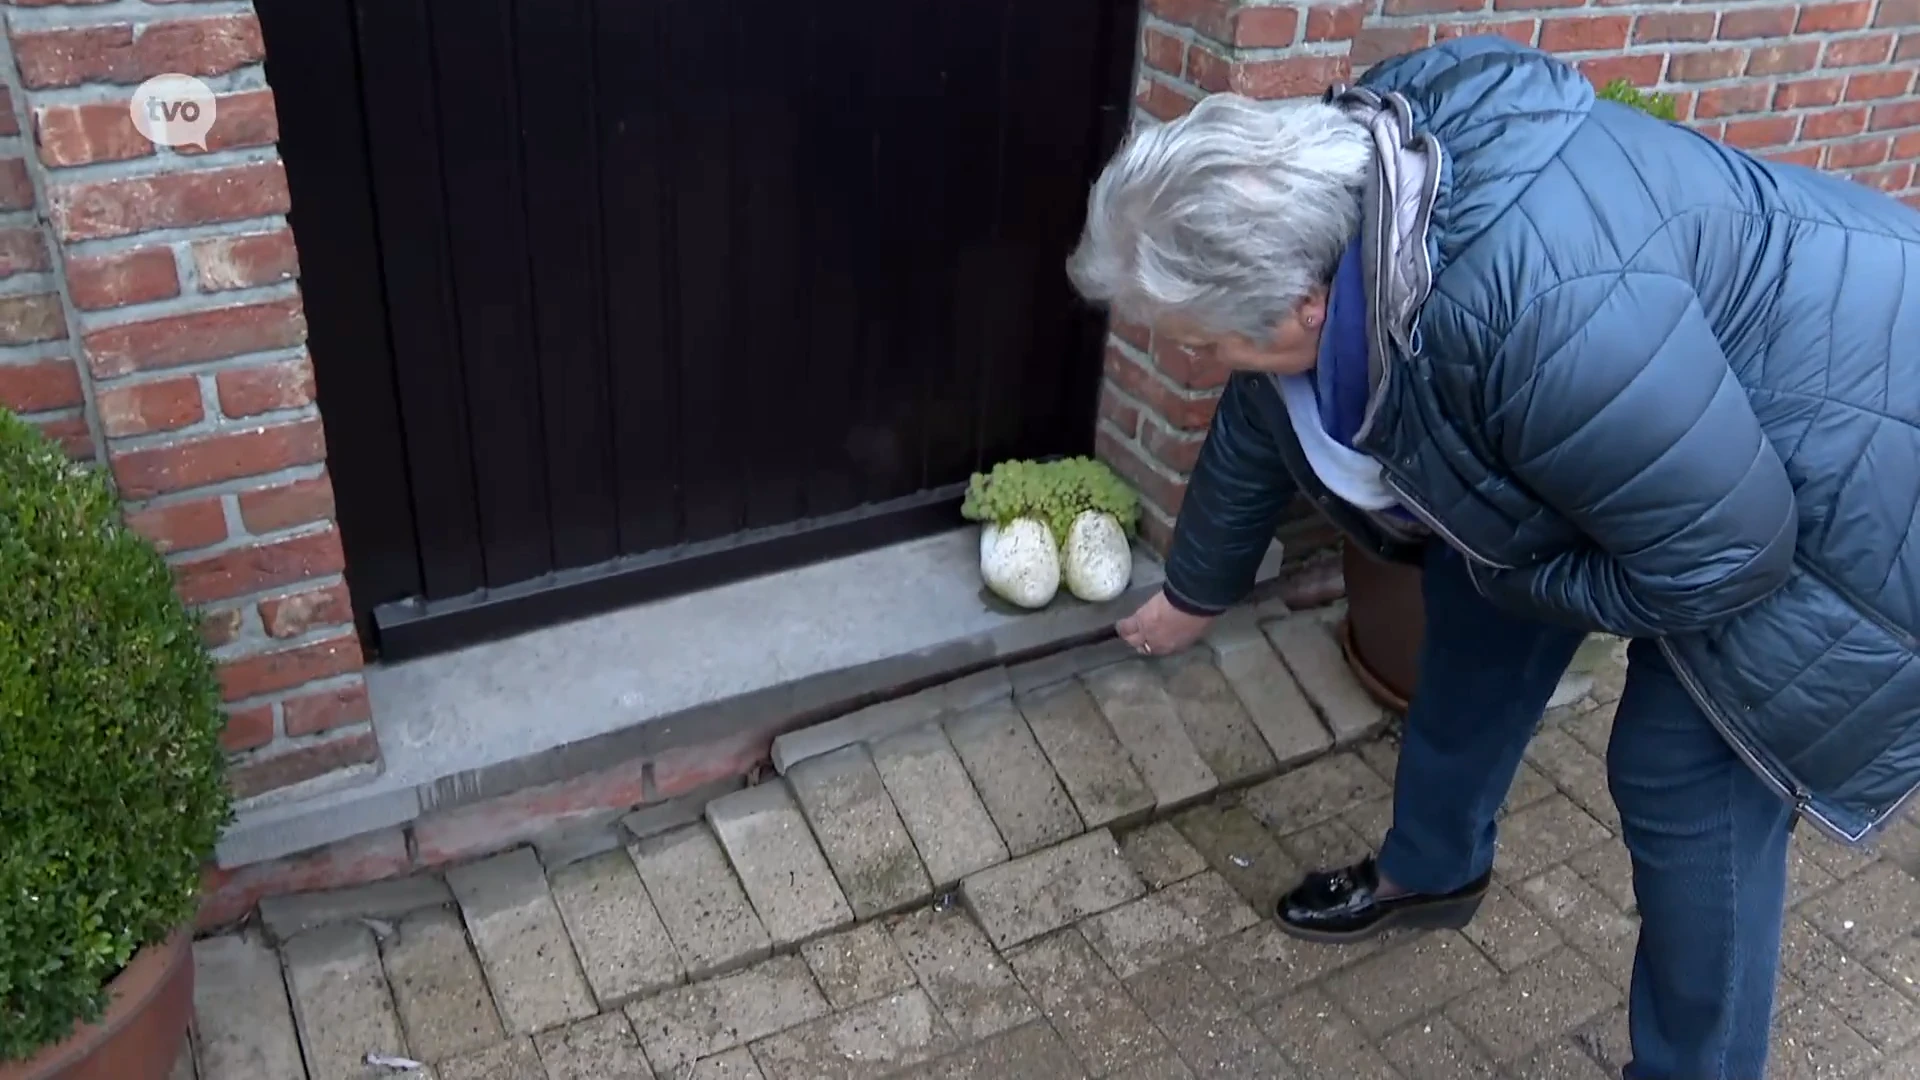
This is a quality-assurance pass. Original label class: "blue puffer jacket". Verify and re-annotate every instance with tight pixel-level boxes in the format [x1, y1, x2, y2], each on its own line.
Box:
[1162, 38, 1920, 843]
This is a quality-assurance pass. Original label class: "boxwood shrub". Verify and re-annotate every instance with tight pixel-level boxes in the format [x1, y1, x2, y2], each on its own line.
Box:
[0, 409, 230, 1061]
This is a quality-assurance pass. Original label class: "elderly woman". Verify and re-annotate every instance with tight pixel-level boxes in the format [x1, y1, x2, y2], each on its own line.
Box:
[1070, 35, 1919, 1079]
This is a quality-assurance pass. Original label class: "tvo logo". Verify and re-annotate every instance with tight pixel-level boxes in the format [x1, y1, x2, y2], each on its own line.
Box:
[129, 74, 217, 150]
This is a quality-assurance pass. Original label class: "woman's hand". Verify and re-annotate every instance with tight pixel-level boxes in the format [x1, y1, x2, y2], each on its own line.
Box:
[1117, 591, 1215, 657]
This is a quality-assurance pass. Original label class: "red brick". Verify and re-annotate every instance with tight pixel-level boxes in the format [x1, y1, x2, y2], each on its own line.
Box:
[218, 630, 361, 703]
[228, 727, 378, 799]
[110, 418, 327, 499]
[1799, 1, 1874, 30]
[259, 581, 353, 639]
[0, 158, 31, 214]
[1775, 77, 1846, 109]
[1141, 417, 1207, 473]
[1096, 428, 1188, 516]
[1233, 5, 1300, 47]
[1495, 0, 1583, 10]
[1305, 2, 1366, 39]
[1436, 19, 1540, 44]
[12, 16, 264, 90]
[0, 358, 82, 413]
[216, 355, 315, 418]
[0, 228, 51, 278]
[1893, 130, 1920, 158]
[66, 247, 180, 311]
[1578, 54, 1664, 86]
[1900, 32, 1920, 59]
[1824, 33, 1895, 66]
[1353, 25, 1434, 65]
[1634, 11, 1715, 42]
[1747, 41, 1823, 74]
[1667, 88, 1699, 120]
[1139, 503, 1175, 557]
[220, 705, 274, 753]
[1138, 78, 1200, 121]
[0, 293, 66, 346]
[1826, 137, 1891, 168]
[237, 473, 336, 533]
[1719, 6, 1799, 38]
[1846, 69, 1917, 100]
[1144, 0, 1233, 40]
[1233, 53, 1350, 98]
[1724, 115, 1800, 148]
[1851, 161, 1915, 191]
[282, 682, 371, 737]
[1111, 319, 1151, 352]
[0, 87, 14, 138]
[82, 296, 306, 378]
[177, 89, 278, 155]
[97, 377, 203, 438]
[200, 607, 242, 649]
[34, 101, 153, 167]
[1870, 99, 1920, 130]
[1877, 0, 1920, 25]
[1668, 48, 1749, 82]
[175, 528, 345, 606]
[50, 160, 289, 242]
[31, 414, 93, 459]
[1098, 384, 1142, 439]
[1696, 82, 1774, 118]
[1150, 337, 1232, 391]
[1538, 14, 1631, 50]
[1186, 44, 1231, 93]
[190, 229, 299, 292]
[1143, 28, 1185, 76]
[1769, 145, 1826, 167]
[1381, 0, 1484, 14]
[195, 828, 407, 933]
[1693, 120, 1727, 140]
[1104, 347, 1221, 430]
[124, 496, 226, 554]
[1802, 105, 1871, 139]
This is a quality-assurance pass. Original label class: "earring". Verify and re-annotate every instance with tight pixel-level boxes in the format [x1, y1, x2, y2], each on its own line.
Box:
[1304, 316, 1320, 329]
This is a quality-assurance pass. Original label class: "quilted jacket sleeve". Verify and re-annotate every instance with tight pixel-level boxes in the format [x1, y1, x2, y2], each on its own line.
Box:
[1476, 272, 1798, 637]
[1161, 373, 1298, 615]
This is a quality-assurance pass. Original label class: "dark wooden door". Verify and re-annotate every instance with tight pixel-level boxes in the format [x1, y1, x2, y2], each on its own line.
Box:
[256, 0, 1137, 661]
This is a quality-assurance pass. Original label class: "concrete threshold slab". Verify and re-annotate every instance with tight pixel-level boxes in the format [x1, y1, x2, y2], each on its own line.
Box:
[218, 529, 1286, 867]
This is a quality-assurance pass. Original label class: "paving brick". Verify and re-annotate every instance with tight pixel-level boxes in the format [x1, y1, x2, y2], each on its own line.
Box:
[1019, 681, 1156, 829]
[381, 905, 506, 1061]
[442, 1038, 544, 1080]
[1801, 863, 1920, 956]
[1502, 760, 1561, 818]
[533, 1013, 656, 1080]
[1276, 817, 1374, 872]
[1241, 753, 1389, 833]
[1118, 821, 1208, 890]
[1265, 615, 1385, 745]
[802, 922, 917, 1010]
[1494, 795, 1613, 880]
[787, 745, 932, 919]
[1005, 928, 1171, 1076]
[1863, 931, 1920, 1004]
[622, 776, 746, 843]
[444, 848, 596, 1036]
[890, 906, 1038, 1040]
[281, 923, 409, 1078]
[1324, 931, 1501, 1037]
[961, 830, 1146, 950]
[871, 724, 1009, 888]
[1444, 947, 1621, 1061]
[1156, 652, 1277, 785]
[190, 933, 305, 1080]
[548, 849, 685, 1007]
[1514, 865, 1638, 952]
[1566, 839, 1638, 912]
[1205, 614, 1334, 765]
[1340, 795, 1394, 849]
[690, 1048, 766, 1079]
[1377, 1015, 1501, 1079]
[944, 702, 1084, 857]
[705, 782, 855, 945]
[1173, 801, 1302, 918]
[1525, 728, 1620, 831]
[1572, 922, 1639, 992]
[1793, 826, 1880, 882]
[1459, 882, 1563, 972]
[1510, 1038, 1616, 1080]
[1255, 986, 1400, 1080]
[1106, 1055, 1197, 1079]
[628, 825, 772, 978]
[1780, 916, 1920, 1051]
[1079, 871, 1261, 978]
[1082, 660, 1220, 809]
[1199, 922, 1382, 1009]
[1123, 959, 1295, 1078]
[1354, 732, 1399, 783]
[256, 873, 452, 943]
[624, 955, 829, 1073]
[750, 987, 956, 1079]
[903, 1020, 1086, 1080]
[1562, 699, 1617, 758]
[774, 666, 1010, 773]
[1770, 995, 1884, 1079]
[1568, 1006, 1631, 1077]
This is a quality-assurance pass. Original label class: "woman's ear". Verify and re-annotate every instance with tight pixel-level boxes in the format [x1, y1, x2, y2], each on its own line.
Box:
[1296, 286, 1330, 331]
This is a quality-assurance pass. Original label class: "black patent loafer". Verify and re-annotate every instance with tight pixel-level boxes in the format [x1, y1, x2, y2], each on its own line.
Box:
[1276, 856, 1490, 943]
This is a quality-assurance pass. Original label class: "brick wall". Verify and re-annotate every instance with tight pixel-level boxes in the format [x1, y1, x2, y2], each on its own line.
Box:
[1100, 0, 1920, 552]
[0, 2, 376, 805]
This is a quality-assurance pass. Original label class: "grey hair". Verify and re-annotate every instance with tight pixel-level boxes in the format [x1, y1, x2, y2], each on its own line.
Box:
[1067, 94, 1373, 339]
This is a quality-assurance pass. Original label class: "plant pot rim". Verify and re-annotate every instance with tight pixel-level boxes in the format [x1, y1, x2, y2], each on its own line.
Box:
[0, 928, 192, 1080]
[1338, 616, 1412, 716]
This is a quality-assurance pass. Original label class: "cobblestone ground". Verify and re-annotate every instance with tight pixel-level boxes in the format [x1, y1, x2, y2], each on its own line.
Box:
[177, 609, 1920, 1080]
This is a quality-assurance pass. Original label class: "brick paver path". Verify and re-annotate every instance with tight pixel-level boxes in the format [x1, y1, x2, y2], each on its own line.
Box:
[175, 607, 1920, 1080]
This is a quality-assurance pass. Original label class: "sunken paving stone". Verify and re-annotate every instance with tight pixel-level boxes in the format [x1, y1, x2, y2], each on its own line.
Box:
[1256, 987, 1401, 1080]
[1204, 613, 1335, 766]
[445, 847, 598, 1036]
[889, 905, 1038, 1040]
[871, 724, 1010, 888]
[707, 781, 857, 945]
[906, 1020, 1088, 1080]
[1241, 752, 1390, 833]
[691, 1048, 767, 1079]
[533, 1013, 657, 1080]
[944, 702, 1084, 857]
[1780, 916, 1920, 1051]
[787, 745, 935, 919]
[380, 905, 506, 1062]
[1005, 928, 1172, 1076]
[624, 954, 829, 1073]
[1264, 615, 1386, 746]
[1156, 652, 1277, 785]
[1323, 930, 1502, 1038]
[960, 829, 1146, 950]
[802, 922, 918, 1010]
[548, 849, 686, 1008]
[1118, 821, 1208, 890]
[1377, 1015, 1503, 1080]
[1081, 660, 1220, 810]
[1443, 947, 1621, 1061]
[1173, 801, 1303, 915]
[257, 874, 453, 943]
[1122, 958, 1296, 1078]
[1459, 882, 1564, 972]
[282, 922, 410, 1079]
[190, 933, 306, 1080]
[441, 1037, 545, 1080]
[1018, 680, 1156, 829]
[1078, 871, 1262, 979]
[1492, 794, 1614, 880]
[750, 987, 956, 1079]
[628, 825, 772, 979]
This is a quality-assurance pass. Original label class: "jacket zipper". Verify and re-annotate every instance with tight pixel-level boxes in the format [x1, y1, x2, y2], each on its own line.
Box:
[1796, 560, 1919, 652]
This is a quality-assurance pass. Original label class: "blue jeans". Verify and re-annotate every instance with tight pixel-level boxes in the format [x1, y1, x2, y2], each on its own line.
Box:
[1376, 544, 1795, 1080]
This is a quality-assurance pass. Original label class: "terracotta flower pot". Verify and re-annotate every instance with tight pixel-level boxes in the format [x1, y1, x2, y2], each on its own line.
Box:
[1338, 541, 1425, 715]
[0, 930, 194, 1080]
